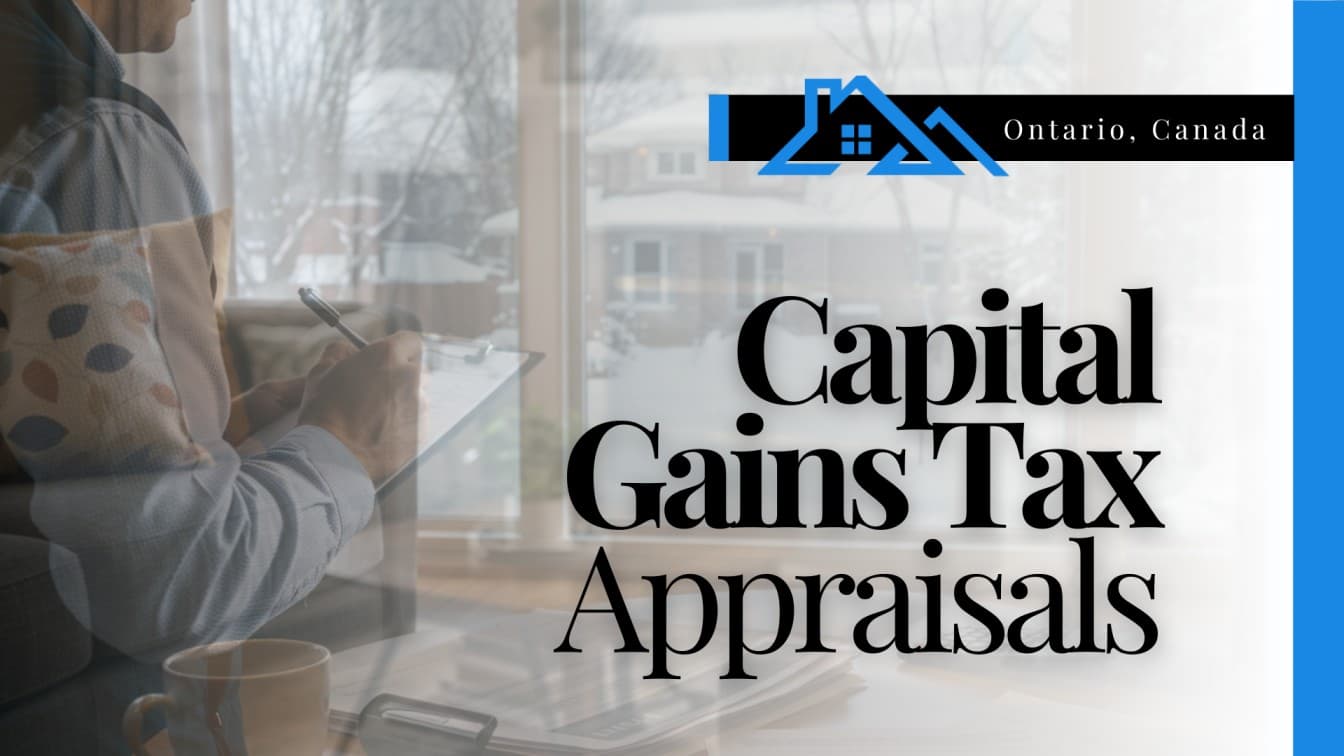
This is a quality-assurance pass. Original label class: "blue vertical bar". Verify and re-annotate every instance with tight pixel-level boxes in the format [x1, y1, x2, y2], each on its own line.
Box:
[1295, 1, 1341, 752]
[708, 94, 730, 161]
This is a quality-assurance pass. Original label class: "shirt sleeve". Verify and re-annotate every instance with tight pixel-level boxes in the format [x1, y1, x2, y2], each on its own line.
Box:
[9, 106, 379, 659]
[27, 428, 375, 660]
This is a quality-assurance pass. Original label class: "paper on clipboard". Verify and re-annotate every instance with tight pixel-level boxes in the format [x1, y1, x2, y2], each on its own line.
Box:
[236, 340, 536, 576]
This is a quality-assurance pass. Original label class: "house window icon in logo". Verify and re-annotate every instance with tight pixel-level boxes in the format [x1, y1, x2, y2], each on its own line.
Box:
[710, 75, 1007, 176]
[840, 124, 872, 155]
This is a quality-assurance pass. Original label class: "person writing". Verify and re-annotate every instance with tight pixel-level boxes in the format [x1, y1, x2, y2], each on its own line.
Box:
[0, 0, 422, 751]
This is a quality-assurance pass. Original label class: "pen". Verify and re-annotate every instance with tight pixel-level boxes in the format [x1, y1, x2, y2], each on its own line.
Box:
[299, 287, 369, 349]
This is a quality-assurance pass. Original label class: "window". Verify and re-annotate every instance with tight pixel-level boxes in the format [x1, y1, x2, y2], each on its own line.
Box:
[574, 0, 1076, 559]
[165, 0, 1074, 563]
[626, 240, 669, 305]
[735, 242, 785, 310]
[678, 151, 697, 175]
[840, 123, 873, 156]
[226, 0, 1068, 545]
[229, 0, 522, 525]
[650, 148, 701, 179]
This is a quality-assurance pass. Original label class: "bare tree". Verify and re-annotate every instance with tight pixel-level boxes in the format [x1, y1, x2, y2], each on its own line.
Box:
[229, 0, 505, 293]
[231, 0, 363, 292]
[582, 0, 661, 133]
[229, 0, 658, 296]
[823, 0, 1065, 317]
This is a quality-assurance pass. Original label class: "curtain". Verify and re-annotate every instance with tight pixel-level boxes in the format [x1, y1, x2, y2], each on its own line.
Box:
[122, 0, 235, 295]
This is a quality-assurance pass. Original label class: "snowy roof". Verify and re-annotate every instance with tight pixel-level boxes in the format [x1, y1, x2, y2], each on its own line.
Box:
[482, 190, 827, 234]
[480, 178, 1001, 236]
[290, 253, 377, 287]
[588, 98, 708, 153]
[806, 175, 1002, 232]
[289, 243, 498, 286]
[380, 242, 496, 284]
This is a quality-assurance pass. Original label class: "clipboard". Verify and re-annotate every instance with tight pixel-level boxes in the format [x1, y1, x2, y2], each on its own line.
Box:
[239, 338, 543, 497]
[358, 694, 497, 756]
[376, 341, 543, 497]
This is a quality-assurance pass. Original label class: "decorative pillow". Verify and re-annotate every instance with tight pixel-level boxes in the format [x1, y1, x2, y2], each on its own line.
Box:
[0, 230, 208, 479]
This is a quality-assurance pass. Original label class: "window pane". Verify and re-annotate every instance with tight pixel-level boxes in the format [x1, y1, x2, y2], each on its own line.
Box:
[678, 151, 697, 175]
[229, 0, 521, 522]
[633, 242, 663, 274]
[657, 152, 676, 175]
[581, 0, 1075, 542]
[764, 243, 784, 272]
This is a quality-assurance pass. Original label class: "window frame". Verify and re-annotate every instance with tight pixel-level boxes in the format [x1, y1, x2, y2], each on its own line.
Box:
[620, 237, 672, 309]
[647, 147, 704, 181]
[406, 0, 1100, 572]
[732, 240, 785, 310]
[839, 123, 874, 156]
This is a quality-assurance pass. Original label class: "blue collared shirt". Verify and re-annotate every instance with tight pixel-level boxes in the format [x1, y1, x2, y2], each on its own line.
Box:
[0, 9, 376, 659]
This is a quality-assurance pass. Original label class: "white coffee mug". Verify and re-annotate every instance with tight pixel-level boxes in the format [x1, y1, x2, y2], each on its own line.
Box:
[123, 638, 330, 756]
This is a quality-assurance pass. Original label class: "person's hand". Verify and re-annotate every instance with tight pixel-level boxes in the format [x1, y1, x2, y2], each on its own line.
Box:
[223, 376, 305, 447]
[301, 339, 360, 400]
[298, 333, 423, 483]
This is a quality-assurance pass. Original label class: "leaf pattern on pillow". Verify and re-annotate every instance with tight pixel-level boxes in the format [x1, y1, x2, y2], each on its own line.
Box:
[123, 300, 151, 325]
[21, 360, 58, 402]
[150, 383, 179, 409]
[48, 303, 90, 339]
[12, 257, 44, 283]
[85, 343, 134, 373]
[8, 416, 68, 452]
[0, 230, 208, 478]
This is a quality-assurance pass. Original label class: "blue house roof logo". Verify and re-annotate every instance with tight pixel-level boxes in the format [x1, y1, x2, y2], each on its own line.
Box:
[710, 76, 1007, 177]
